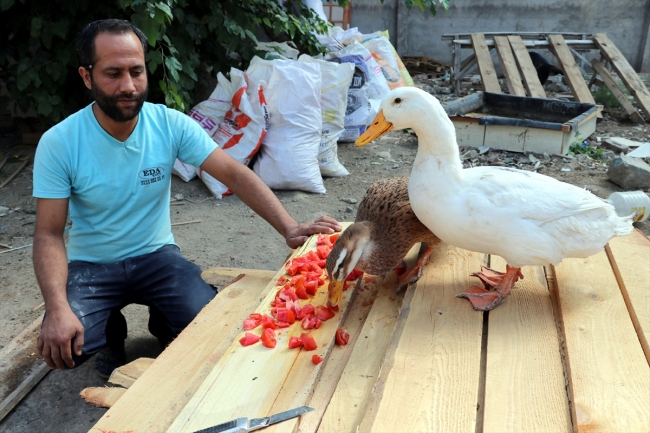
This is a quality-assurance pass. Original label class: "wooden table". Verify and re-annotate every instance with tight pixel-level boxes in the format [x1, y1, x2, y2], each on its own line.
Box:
[90, 229, 650, 433]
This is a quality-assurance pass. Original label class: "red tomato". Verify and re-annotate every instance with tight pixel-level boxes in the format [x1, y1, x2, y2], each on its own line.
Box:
[276, 308, 296, 324]
[316, 245, 330, 260]
[314, 305, 335, 321]
[317, 259, 327, 268]
[239, 332, 261, 346]
[261, 328, 276, 349]
[295, 285, 308, 299]
[308, 262, 322, 273]
[277, 276, 288, 286]
[300, 333, 318, 351]
[335, 327, 350, 346]
[312, 354, 323, 365]
[304, 280, 318, 296]
[296, 304, 314, 320]
[327, 302, 340, 312]
[329, 233, 340, 244]
[301, 315, 316, 330]
[286, 263, 299, 276]
[288, 336, 303, 349]
[281, 288, 298, 301]
[345, 269, 364, 281]
[276, 322, 290, 328]
[306, 250, 320, 262]
[243, 318, 260, 330]
[261, 314, 277, 329]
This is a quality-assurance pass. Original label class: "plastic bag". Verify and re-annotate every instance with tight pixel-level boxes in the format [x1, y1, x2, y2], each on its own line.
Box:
[362, 30, 414, 87]
[247, 57, 326, 194]
[298, 55, 354, 177]
[362, 36, 406, 89]
[194, 68, 269, 198]
[331, 42, 390, 100]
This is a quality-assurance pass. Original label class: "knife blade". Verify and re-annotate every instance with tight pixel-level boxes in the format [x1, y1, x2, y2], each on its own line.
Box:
[191, 406, 314, 433]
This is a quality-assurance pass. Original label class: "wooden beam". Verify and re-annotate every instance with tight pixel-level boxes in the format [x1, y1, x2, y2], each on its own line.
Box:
[90, 271, 276, 432]
[547, 35, 596, 104]
[0, 316, 49, 422]
[605, 229, 650, 365]
[80, 387, 127, 409]
[494, 36, 526, 96]
[483, 256, 571, 432]
[508, 35, 546, 98]
[594, 33, 650, 119]
[107, 357, 155, 389]
[553, 251, 650, 432]
[471, 34, 501, 93]
[357, 243, 486, 432]
[591, 59, 645, 124]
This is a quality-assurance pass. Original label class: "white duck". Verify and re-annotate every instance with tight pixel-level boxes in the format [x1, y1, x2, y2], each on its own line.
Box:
[356, 87, 634, 311]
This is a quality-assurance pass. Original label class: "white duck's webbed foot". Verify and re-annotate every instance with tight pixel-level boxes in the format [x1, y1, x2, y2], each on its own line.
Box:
[457, 266, 523, 311]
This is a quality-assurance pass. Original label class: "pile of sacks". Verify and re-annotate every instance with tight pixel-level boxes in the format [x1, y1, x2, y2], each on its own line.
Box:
[172, 27, 413, 196]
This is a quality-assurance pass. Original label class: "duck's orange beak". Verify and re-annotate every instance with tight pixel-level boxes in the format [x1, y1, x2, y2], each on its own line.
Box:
[356, 110, 393, 147]
[328, 279, 345, 306]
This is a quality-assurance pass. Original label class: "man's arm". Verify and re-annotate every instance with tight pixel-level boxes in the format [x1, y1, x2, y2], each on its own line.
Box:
[200, 148, 341, 248]
[33, 198, 84, 369]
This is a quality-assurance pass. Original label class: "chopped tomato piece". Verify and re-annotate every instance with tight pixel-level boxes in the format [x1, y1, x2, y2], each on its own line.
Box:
[316, 233, 330, 246]
[281, 288, 298, 301]
[312, 354, 323, 365]
[305, 250, 320, 261]
[239, 332, 261, 346]
[300, 333, 318, 351]
[288, 336, 303, 349]
[316, 278, 325, 287]
[243, 319, 259, 330]
[276, 322, 290, 328]
[296, 304, 314, 320]
[327, 302, 339, 312]
[335, 327, 350, 346]
[277, 275, 288, 286]
[286, 263, 299, 276]
[329, 233, 340, 244]
[295, 285, 308, 299]
[316, 245, 330, 260]
[261, 328, 276, 349]
[276, 308, 296, 324]
[345, 269, 364, 281]
[314, 305, 335, 321]
[301, 315, 316, 330]
[261, 314, 277, 329]
[304, 280, 318, 296]
[291, 274, 306, 288]
[308, 262, 323, 273]
[317, 259, 327, 268]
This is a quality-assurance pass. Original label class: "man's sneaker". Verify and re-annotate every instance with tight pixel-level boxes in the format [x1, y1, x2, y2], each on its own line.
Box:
[94, 343, 126, 380]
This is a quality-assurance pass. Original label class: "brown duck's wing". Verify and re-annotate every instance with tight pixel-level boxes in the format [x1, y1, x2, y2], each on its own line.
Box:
[354, 177, 439, 275]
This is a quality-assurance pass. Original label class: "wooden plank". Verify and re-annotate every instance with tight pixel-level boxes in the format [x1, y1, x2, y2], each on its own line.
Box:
[107, 357, 154, 389]
[168, 234, 357, 433]
[357, 244, 486, 432]
[591, 60, 645, 124]
[90, 271, 275, 433]
[605, 229, 650, 364]
[470, 34, 501, 93]
[507, 35, 546, 98]
[201, 267, 281, 290]
[547, 35, 596, 105]
[553, 252, 650, 432]
[483, 256, 571, 432]
[493, 36, 526, 96]
[80, 387, 127, 409]
[594, 33, 650, 119]
[313, 244, 421, 433]
[0, 315, 49, 422]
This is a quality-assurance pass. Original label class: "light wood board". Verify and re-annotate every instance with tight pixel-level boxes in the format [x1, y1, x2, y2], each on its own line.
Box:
[594, 33, 650, 119]
[483, 256, 571, 432]
[494, 36, 526, 96]
[80, 387, 127, 409]
[508, 35, 546, 98]
[357, 243, 487, 432]
[591, 60, 645, 124]
[605, 229, 650, 364]
[553, 251, 650, 432]
[471, 34, 501, 93]
[547, 35, 595, 105]
[90, 271, 275, 433]
[168, 234, 356, 433]
[107, 357, 154, 389]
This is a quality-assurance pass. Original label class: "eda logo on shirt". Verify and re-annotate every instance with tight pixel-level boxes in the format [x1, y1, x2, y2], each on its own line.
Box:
[139, 166, 165, 186]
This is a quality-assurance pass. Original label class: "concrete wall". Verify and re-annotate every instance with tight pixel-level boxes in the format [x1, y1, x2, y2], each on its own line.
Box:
[350, 0, 650, 72]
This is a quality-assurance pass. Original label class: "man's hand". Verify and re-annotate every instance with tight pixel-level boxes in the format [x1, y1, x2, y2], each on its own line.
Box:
[285, 216, 342, 249]
[37, 308, 84, 370]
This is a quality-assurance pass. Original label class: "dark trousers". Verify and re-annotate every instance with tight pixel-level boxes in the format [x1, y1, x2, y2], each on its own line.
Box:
[65, 244, 216, 366]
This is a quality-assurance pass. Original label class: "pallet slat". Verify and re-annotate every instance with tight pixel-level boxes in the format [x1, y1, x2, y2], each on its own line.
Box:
[471, 34, 501, 93]
[483, 256, 571, 432]
[90, 271, 276, 433]
[357, 244, 486, 432]
[547, 35, 596, 105]
[594, 33, 650, 119]
[507, 36, 546, 98]
[494, 36, 526, 96]
[553, 251, 650, 432]
[591, 60, 645, 124]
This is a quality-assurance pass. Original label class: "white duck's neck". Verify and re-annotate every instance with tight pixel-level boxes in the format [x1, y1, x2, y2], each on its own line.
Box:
[409, 102, 463, 180]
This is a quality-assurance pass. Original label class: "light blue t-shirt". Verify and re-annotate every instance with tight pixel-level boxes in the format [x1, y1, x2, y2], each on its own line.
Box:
[33, 102, 218, 264]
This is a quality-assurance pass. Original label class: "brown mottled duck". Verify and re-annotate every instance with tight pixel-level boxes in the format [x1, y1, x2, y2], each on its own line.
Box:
[326, 176, 441, 305]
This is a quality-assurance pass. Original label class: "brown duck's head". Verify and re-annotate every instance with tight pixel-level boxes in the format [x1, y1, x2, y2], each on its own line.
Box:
[325, 222, 373, 306]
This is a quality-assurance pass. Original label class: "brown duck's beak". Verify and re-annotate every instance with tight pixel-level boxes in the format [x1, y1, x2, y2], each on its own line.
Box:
[356, 110, 393, 147]
[328, 279, 345, 306]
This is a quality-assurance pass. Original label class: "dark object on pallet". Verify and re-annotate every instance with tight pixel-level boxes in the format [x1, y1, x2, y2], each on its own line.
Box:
[401, 56, 450, 78]
[529, 51, 563, 83]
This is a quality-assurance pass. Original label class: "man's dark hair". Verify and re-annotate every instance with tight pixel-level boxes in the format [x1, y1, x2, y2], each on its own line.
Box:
[76, 19, 148, 68]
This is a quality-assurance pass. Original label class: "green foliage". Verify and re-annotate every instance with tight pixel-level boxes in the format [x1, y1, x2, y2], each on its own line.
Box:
[592, 86, 622, 109]
[1, 0, 447, 125]
[568, 132, 604, 160]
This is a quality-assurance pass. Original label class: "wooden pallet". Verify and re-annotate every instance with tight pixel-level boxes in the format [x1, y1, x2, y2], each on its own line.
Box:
[446, 32, 648, 123]
[401, 56, 450, 78]
[90, 229, 650, 433]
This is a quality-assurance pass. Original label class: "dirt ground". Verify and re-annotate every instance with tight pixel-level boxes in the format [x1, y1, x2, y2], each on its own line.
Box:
[0, 91, 649, 431]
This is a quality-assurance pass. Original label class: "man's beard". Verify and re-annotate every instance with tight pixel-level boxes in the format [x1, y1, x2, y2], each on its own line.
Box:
[91, 81, 149, 122]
